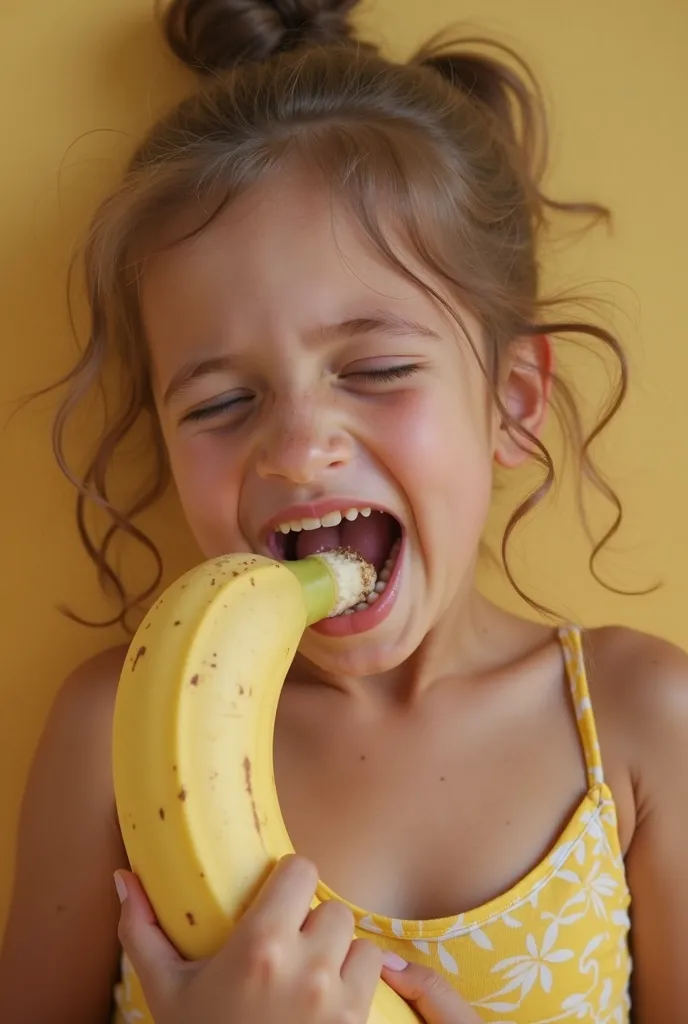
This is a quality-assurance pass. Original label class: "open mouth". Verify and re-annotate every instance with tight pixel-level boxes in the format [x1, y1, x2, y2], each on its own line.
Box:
[267, 506, 403, 628]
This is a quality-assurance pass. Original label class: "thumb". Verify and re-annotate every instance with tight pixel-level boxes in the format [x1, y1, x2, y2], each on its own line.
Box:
[115, 870, 183, 1015]
[382, 954, 481, 1024]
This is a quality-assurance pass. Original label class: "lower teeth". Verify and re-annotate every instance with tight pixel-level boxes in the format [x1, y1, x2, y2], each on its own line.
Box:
[341, 540, 401, 616]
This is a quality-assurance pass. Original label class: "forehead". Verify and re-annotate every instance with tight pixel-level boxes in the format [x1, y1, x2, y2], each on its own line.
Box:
[136, 164, 487, 398]
[140, 167, 442, 335]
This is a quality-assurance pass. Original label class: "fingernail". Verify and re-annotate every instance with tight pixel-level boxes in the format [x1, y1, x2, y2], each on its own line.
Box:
[114, 872, 128, 904]
[382, 951, 408, 971]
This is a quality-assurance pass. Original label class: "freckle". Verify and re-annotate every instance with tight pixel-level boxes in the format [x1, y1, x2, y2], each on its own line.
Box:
[440, 776, 446, 782]
[56, 904, 66, 913]
[186, 912, 196, 925]
[159, 808, 165, 820]
[360, 755, 367, 761]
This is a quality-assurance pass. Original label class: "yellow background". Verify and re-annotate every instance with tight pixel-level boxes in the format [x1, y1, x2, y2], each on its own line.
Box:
[1, 0, 686, 933]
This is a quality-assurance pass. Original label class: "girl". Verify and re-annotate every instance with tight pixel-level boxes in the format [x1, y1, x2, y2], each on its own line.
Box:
[1, 0, 687, 1021]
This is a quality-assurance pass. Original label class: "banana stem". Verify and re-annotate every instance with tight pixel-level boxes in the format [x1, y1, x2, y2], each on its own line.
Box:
[285, 549, 377, 625]
[285, 557, 337, 625]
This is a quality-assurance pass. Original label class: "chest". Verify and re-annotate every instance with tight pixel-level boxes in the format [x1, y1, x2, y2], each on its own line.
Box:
[274, 676, 594, 920]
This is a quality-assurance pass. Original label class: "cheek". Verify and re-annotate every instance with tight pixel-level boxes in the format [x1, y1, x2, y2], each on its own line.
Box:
[372, 385, 493, 492]
[369, 386, 494, 560]
[166, 435, 245, 556]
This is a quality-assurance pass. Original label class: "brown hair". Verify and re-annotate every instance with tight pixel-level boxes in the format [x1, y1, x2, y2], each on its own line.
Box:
[52, 0, 629, 631]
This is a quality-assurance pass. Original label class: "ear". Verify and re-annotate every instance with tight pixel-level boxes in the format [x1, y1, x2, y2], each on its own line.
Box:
[494, 334, 553, 469]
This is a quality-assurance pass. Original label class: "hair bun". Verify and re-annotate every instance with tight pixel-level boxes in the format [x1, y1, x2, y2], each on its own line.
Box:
[164, 0, 360, 72]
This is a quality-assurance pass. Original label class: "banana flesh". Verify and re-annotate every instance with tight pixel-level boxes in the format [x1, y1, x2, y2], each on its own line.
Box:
[113, 551, 421, 1022]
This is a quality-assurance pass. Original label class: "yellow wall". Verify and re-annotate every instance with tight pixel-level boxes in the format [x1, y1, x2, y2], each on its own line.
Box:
[1, 0, 686, 931]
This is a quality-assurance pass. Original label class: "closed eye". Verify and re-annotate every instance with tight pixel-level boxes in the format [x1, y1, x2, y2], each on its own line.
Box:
[182, 365, 419, 423]
[345, 364, 420, 383]
[183, 394, 253, 423]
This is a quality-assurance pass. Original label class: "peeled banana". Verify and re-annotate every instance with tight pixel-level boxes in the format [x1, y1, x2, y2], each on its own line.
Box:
[113, 550, 421, 1023]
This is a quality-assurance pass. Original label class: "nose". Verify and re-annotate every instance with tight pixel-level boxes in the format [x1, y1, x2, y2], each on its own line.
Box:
[255, 398, 353, 485]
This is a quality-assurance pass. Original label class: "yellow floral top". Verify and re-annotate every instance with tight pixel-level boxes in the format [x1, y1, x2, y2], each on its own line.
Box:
[113, 626, 632, 1023]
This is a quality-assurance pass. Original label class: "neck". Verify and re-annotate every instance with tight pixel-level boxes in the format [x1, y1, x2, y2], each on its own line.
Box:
[294, 573, 552, 706]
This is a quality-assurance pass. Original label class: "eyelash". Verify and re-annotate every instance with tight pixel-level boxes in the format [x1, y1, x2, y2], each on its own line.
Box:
[184, 365, 420, 423]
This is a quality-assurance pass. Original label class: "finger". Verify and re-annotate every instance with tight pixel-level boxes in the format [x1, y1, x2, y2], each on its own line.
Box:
[116, 871, 183, 1015]
[382, 957, 481, 1024]
[301, 899, 356, 966]
[341, 936, 384, 1000]
[243, 854, 319, 933]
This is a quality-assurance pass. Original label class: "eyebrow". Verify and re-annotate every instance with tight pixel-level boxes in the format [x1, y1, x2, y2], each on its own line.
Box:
[162, 312, 440, 406]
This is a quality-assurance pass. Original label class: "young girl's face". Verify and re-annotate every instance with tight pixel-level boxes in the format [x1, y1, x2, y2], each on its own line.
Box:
[140, 166, 506, 678]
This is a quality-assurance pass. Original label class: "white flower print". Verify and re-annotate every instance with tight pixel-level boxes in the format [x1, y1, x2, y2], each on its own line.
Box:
[442, 914, 494, 951]
[409, 915, 494, 976]
[477, 925, 574, 1011]
[580, 806, 615, 860]
[582, 862, 618, 919]
[357, 914, 383, 934]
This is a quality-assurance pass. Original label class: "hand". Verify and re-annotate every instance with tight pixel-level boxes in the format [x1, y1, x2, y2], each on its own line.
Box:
[116, 855, 384, 1024]
[382, 954, 482, 1024]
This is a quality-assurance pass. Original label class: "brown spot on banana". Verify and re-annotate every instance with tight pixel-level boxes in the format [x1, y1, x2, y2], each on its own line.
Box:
[243, 756, 262, 839]
[132, 646, 147, 670]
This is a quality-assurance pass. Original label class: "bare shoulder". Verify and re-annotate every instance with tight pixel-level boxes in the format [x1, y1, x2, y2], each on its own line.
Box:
[584, 628, 688, 1016]
[584, 625, 688, 808]
[59, 642, 129, 712]
[584, 624, 688, 727]
[0, 643, 130, 1023]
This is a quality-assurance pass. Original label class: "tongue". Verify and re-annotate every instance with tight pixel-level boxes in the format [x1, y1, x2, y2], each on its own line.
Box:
[295, 513, 396, 572]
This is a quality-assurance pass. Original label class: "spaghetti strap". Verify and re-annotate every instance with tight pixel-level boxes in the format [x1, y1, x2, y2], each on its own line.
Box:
[558, 625, 605, 788]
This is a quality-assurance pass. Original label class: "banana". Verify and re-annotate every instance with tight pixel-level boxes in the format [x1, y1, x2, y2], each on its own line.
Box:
[113, 550, 421, 1023]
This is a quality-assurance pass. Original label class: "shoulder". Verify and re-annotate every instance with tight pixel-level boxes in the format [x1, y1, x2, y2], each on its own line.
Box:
[29, 638, 129, 798]
[35, 644, 130, 810]
[584, 625, 688, 809]
[0, 645, 131, 1019]
[60, 642, 129, 700]
[52, 643, 128, 732]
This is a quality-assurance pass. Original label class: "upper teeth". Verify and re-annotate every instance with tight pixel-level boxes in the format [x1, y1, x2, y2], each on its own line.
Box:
[276, 507, 373, 535]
